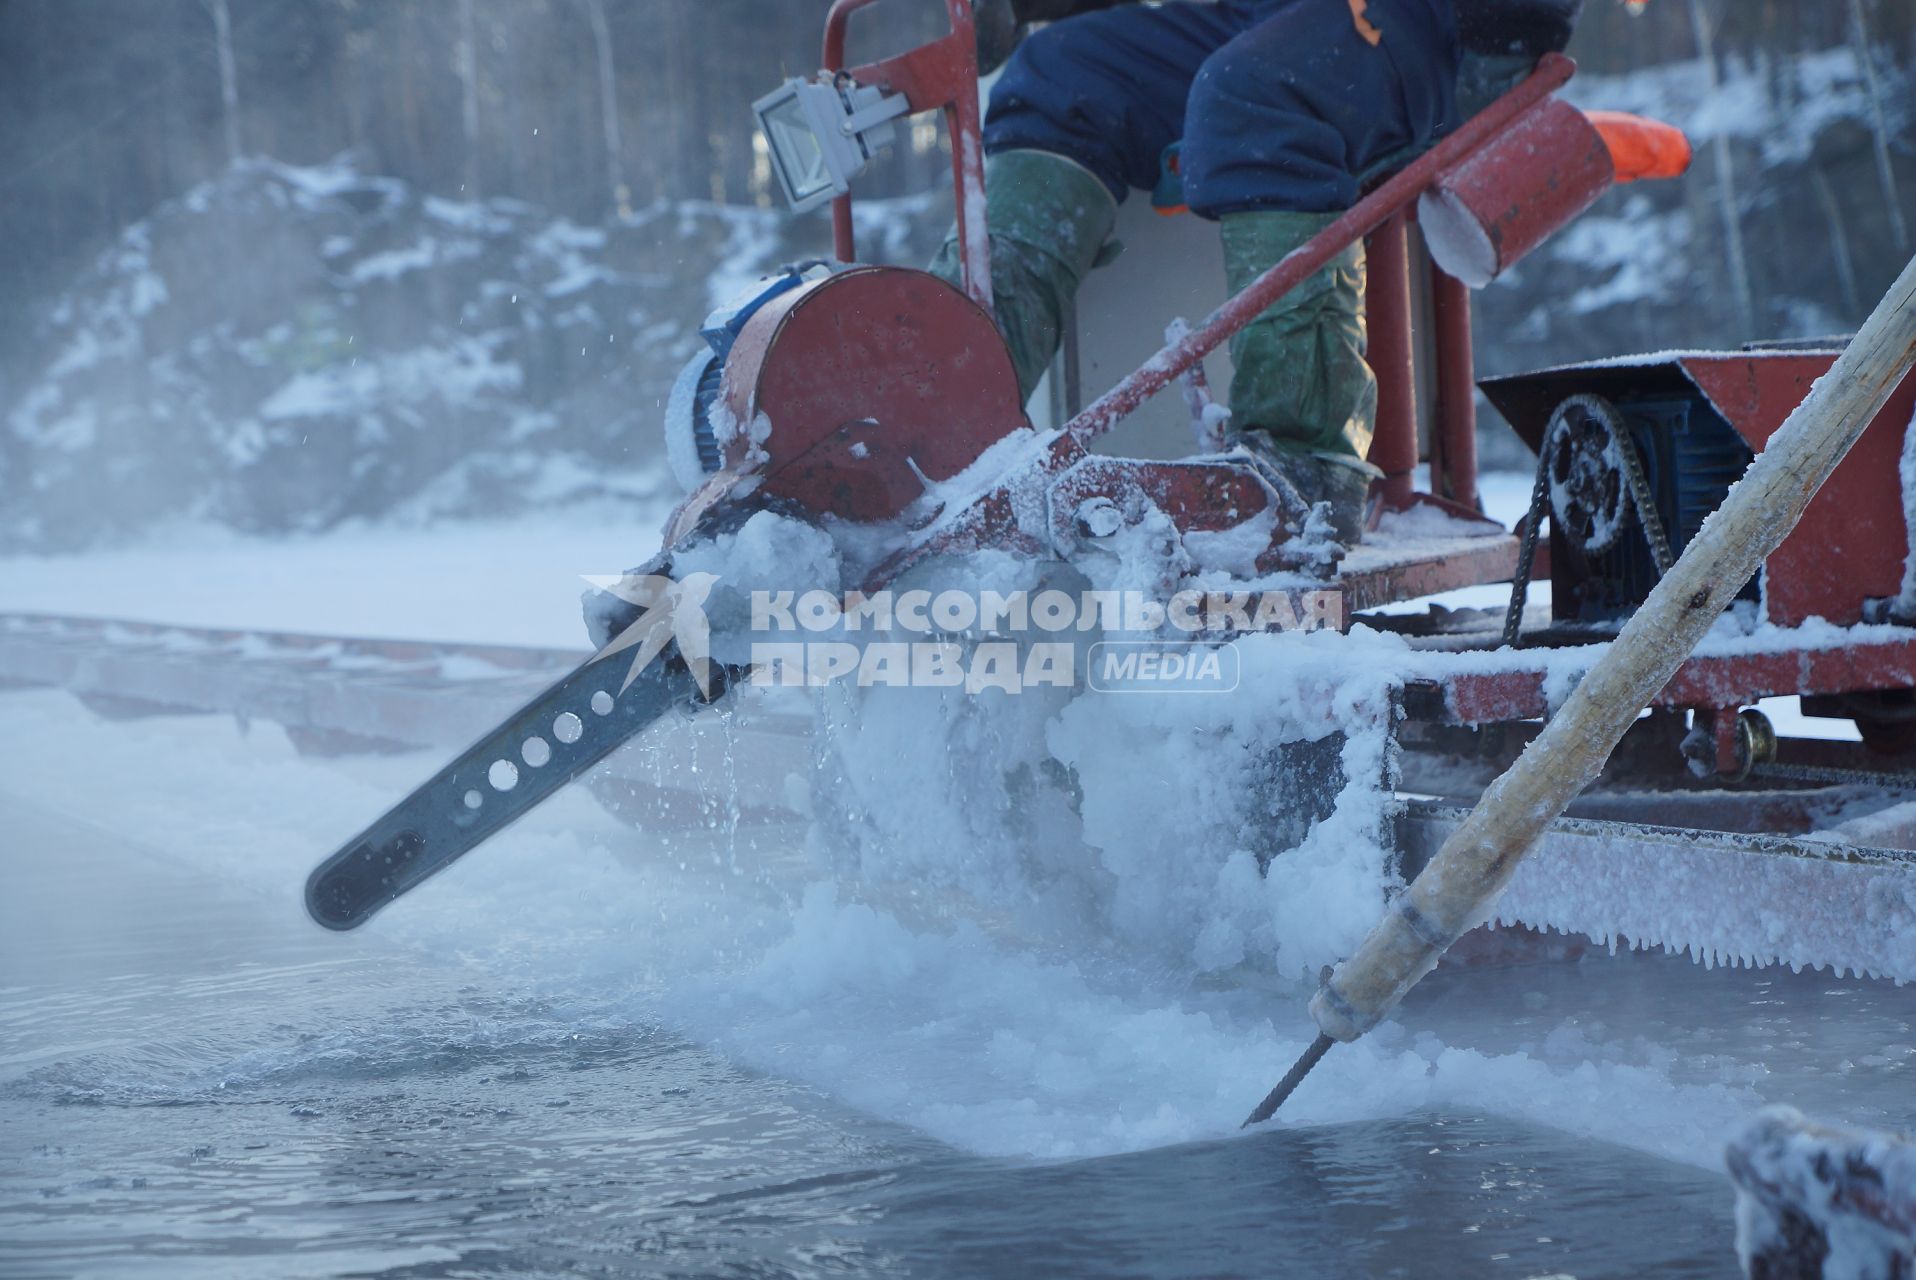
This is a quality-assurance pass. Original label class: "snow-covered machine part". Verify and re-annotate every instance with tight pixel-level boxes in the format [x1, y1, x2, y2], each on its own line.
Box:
[286, 0, 1916, 1096]
[663, 266, 820, 494]
[1484, 348, 1916, 631]
[1727, 1107, 1916, 1280]
[1417, 97, 1617, 288]
[663, 348, 722, 494]
[1401, 804, 1916, 983]
[1289, 256, 1916, 1114]
[687, 264, 1027, 525]
[1417, 102, 1691, 289]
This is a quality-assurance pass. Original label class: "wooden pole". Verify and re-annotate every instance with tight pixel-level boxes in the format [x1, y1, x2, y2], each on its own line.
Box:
[1310, 252, 1916, 1046]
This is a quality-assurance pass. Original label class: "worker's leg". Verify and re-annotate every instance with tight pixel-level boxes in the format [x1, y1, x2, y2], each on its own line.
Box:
[1183, 0, 1459, 218]
[1184, 0, 1461, 541]
[933, 2, 1252, 400]
[984, 1, 1247, 201]
[927, 151, 1116, 401]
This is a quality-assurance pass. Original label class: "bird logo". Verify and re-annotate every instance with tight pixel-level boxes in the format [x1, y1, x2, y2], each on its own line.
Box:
[580, 571, 721, 698]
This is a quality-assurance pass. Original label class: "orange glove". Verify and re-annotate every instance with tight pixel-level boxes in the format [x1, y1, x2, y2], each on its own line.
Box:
[1585, 110, 1693, 182]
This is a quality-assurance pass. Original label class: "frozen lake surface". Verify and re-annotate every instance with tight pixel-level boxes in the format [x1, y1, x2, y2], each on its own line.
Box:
[1, 476, 1909, 1276]
[2, 689, 1911, 1277]
[3, 790, 1751, 1279]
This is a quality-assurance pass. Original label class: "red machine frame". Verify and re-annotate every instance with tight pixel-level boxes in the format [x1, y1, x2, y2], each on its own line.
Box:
[820, 0, 1573, 527]
[825, 0, 993, 311]
[754, 3, 1916, 776]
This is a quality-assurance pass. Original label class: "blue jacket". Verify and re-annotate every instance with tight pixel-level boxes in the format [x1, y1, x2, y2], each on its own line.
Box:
[1016, 0, 1582, 56]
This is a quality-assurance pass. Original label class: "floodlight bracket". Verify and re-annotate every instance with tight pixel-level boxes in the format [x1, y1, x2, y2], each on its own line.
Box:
[821, 0, 992, 315]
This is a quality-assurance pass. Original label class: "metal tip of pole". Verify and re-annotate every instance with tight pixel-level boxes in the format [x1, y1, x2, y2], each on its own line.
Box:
[1243, 1033, 1336, 1128]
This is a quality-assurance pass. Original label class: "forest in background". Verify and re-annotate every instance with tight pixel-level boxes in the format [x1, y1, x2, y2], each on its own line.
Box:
[0, 1, 1910, 548]
[4, 0, 1910, 326]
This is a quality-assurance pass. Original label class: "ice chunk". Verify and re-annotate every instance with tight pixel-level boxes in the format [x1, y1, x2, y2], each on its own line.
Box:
[1728, 1106, 1916, 1280]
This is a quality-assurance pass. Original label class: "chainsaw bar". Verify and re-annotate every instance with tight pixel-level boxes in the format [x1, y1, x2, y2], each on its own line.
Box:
[305, 652, 707, 930]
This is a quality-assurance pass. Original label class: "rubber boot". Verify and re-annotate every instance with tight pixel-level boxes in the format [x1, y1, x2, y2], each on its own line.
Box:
[1221, 209, 1380, 545]
[931, 149, 1119, 402]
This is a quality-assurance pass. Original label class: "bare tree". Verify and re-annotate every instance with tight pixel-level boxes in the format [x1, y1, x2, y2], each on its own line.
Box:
[1849, 0, 1910, 254]
[456, 0, 482, 196]
[204, 0, 241, 165]
[581, 0, 631, 218]
[1810, 165, 1862, 320]
[1687, 0, 1756, 335]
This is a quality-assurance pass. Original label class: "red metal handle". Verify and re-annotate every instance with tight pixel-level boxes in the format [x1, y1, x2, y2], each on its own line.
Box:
[822, 0, 992, 313]
[1061, 52, 1578, 448]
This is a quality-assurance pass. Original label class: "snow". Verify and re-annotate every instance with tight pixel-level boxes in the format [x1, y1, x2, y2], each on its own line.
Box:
[1180, 507, 1279, 577]
[257, 339, 523, 422]
[269, 155, 367, 200]
[1546, 197, 1693, 316]
[1730, 1107, 1916, 1280]
[1374, 501, 1504, 541]
[0, 515, 664, 648]
[350, 238, 455, 283]
[422, 193, 514, 235]
[695, 202, 790, 314]
[1, 156, 742, 547]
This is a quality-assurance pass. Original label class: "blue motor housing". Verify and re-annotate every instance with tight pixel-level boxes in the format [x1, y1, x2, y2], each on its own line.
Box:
[663, 265, 818, 492]
[1481, 363, 1764, 631]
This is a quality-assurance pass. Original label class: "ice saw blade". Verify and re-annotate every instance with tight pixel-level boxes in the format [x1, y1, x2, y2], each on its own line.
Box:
[305, 653, 709, 930]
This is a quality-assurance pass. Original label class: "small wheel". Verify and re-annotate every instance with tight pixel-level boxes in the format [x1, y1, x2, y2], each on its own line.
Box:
[1543, 394, 1635, 557]
[1733, 708, 1776, 781]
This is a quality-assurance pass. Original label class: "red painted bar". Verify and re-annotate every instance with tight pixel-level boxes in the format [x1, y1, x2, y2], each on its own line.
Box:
[1337, 537, 1522, 615]
[1424, 634, 1916, 725]
[825, 0, 991, 311]
[1367, 212, 1418, 511]
[1430, 264, 1479, 509]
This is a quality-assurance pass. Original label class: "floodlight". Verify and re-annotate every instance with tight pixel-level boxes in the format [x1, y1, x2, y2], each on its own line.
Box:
[754, 75, 909, 213]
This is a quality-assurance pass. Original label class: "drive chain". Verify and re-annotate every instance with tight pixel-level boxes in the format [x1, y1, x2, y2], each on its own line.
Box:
[1502, 398, 1675, 648]
[1749, 760, 1916, 790]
